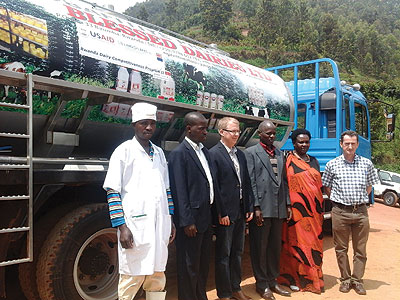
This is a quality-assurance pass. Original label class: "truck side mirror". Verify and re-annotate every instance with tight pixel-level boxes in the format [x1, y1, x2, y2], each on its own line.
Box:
[386, 113, 395, 140]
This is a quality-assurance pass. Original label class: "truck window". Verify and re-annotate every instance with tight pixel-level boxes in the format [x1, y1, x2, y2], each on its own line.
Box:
[379, 171, 391, 181]
[392, 175, 400, 184]
[355, 102, 368, 139]
[297, 103, 306, 129]
[345, 97, 350, 130]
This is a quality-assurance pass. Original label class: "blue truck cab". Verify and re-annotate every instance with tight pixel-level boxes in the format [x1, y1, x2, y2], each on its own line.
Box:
[267, 58, 372, 170]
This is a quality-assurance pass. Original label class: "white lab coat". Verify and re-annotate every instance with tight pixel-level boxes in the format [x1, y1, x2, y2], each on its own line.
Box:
[103, 137, 171, 276]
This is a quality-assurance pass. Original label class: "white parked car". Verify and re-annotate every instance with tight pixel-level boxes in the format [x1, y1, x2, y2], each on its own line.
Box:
[374, 169, 400, 206]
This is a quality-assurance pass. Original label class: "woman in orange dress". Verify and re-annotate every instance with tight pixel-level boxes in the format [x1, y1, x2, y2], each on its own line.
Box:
[278, 128, 324, 293]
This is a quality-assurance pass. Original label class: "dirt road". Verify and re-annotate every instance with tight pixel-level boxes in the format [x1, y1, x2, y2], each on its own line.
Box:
[165, 201, 400, 300]
[2, 201, 399, 299]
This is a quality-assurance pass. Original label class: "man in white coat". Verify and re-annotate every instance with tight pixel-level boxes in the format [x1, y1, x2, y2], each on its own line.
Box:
[103, 102, 175, 300]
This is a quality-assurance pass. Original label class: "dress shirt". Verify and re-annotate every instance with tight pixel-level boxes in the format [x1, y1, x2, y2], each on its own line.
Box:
[185, 137, 214, 204]
[221, 141, 242, 199]
[322, 154, 379, 205]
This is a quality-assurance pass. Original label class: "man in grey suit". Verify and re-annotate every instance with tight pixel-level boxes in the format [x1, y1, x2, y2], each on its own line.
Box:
[244, 120, 292, 300]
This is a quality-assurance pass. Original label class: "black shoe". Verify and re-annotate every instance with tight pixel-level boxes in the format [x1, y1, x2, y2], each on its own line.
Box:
[352, 282, 367, 295]
[256, 287, 276, 300]
[271, 284, 291, 297]
[339, 281, 351, 293]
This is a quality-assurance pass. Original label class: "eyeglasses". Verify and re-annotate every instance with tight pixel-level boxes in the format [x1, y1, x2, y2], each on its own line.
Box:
[223, 129, 241, 135]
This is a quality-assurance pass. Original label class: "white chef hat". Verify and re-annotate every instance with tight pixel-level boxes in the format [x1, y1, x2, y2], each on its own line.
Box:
[131, 102, 157, 123]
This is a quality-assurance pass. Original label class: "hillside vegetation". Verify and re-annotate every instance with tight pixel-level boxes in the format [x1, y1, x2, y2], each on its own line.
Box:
[125, 0, 400, 171]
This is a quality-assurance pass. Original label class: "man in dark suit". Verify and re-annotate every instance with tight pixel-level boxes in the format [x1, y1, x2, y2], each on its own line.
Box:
[209, 117, 254, 300]
[244, 120, 292, 300]
[168, 112, 215, 300]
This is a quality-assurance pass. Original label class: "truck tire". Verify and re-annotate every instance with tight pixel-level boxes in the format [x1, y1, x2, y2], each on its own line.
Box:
[383, 191, 398, 207]
[36, 203, 118, 300]
[18, 203, 80, 300]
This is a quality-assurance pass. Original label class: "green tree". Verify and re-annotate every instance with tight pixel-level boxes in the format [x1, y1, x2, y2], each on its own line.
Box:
[317, 13, 341, 59]
[200, 0, 234, 33]
[165, 0, 178, 26]
[250, 0, 276, 47]
[234, 0, 258, 19]
[137, 6, 149, 22]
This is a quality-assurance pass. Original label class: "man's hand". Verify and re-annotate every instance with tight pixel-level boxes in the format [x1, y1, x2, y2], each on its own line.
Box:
[246, 212, 253, 222]
[219, 215, 230, 226]
[119, 223, 134, 249]
[254, 208, 263, 226]
[184, 224, 198, 237]
[286, 206, 293, 222]
[324, 186, 331, 198]
[169, 221, 176, 244]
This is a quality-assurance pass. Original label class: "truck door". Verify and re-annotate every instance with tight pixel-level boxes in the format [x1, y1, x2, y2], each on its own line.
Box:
[353, 100, 371, 158]
[344, 95, 351, 132]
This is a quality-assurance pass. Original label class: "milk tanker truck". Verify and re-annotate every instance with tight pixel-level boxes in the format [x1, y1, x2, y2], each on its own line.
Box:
[0, 0, 393, 299]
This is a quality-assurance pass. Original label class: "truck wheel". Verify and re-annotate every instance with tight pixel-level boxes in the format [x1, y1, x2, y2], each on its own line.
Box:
[383, 191, 398, 207]
[18, 203, 80, 300]
[18, 217, 49, 300]
[36, 203, 118, 300]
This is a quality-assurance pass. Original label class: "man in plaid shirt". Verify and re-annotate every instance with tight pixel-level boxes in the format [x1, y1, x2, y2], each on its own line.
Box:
[322, 130, 379, 296]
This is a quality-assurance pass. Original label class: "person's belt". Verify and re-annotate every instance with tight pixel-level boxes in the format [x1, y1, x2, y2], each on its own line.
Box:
[332, 202, 366, 211]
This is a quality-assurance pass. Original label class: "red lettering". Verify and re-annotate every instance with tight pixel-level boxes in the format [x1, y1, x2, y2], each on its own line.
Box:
[161, 38, 176, 49]
[65, 5, 86, 20]
[118, 24, 134, 36]
[211, 55, 229, 67]
[229, 62, 246, 73]
[195, 50, 208, 60]
[203, 53, 214, 62]
[133, 29, 149, 41]
[248, 68, 259, 77]
[148, 34, 163, 46]
[86, 13, 104, 26]
[181, 45, 195, 56]
[227, 60, 236, 69]
[102, 18, 120, 32]
[219, 58, 230, 68]
[236, 64, 246, 73]
[262, 72, 272, 81]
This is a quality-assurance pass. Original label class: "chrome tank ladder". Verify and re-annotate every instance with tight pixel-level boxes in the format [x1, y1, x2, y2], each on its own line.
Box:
[0, 73, 33, 266]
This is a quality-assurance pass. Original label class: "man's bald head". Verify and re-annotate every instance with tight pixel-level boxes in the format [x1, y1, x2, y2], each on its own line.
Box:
[184, 112, 207, 128]
[184, 112, 208, 144]
[258, 120, 276, 147]
[258, 120, 276, 132]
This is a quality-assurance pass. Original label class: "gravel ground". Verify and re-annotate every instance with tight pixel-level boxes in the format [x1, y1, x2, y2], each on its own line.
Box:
[165, 201, 400, 300]
[2, 201, 399, 300]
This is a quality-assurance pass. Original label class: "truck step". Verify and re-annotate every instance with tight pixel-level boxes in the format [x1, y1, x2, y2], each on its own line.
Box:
[0, 258, 31, 267]
[0, 132, 30, 139]
[0, 226, 30, 234]
[0, 164, 30, 170]
[0, 101, 30, 109]
[0, 195, 30, 201]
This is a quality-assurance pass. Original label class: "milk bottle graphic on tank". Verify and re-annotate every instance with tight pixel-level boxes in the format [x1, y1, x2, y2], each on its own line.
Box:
[129, 70, 142, 95]
[116, 67, 129, 92]
[210, 93, 217, 109]
[217, 95, 224, 110]
[203, 92, 210, 108]
[196, 91, 204, 106]
[159, 71, 175, 101]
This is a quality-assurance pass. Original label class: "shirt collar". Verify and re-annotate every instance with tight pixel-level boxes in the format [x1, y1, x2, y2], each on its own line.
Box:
[133, 136, 157, 155]
[220, 140, 236, 154]
[185, 136, 204, 152]
[260, 142, 276, 157]
[340, 154, 359, 164]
